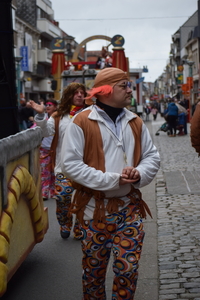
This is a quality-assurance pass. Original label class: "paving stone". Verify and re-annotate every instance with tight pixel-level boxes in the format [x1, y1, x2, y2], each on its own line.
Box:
[184, 282, 200, 288]
[179, 264, 198, 268]
[181, 272, 200, 278]
[180, 294, 200, 298]
[190, 289, 200, 293]
[159, 288, 185, 294]
[160, 283, 180, 289]
[160, 273, 179, 279]
[160, 278, 187, 284]
[190, 278, 200, 282]
[159, 295, 178, 299]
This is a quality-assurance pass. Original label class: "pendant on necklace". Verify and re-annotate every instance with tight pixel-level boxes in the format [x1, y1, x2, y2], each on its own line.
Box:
[124, 152, 128, 164]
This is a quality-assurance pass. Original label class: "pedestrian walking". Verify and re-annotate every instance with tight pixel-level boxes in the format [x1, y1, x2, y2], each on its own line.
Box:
[29, 83, 86, 239]
[175, 102, 188, 135]
[151, 106, 158, 120]
[61, 67, 160, 299]
[39, 99, 58, 200]
[165, 98, 178, 137]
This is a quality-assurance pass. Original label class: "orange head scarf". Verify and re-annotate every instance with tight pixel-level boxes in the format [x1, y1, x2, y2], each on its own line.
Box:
[85, 67, 129, 105]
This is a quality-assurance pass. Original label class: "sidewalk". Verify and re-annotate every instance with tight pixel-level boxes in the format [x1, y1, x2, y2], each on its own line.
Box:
[107, 113, 200, 300]
[152, 114, 200, 300]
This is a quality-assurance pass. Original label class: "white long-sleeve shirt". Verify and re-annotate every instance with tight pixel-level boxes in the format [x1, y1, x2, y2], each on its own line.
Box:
[34, 113, 71, 174]
[61, 106, 160, 219]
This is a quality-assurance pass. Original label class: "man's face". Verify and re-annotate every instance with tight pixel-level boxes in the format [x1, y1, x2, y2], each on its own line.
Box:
[109, 80, 132, 108]
[72, 88, 85, 106]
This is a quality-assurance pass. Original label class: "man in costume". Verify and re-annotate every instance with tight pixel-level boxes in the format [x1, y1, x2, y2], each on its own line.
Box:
[61, 67, 160, 299]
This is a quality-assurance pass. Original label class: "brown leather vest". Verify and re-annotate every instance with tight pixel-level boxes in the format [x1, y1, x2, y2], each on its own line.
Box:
[68, 109, 152, 224]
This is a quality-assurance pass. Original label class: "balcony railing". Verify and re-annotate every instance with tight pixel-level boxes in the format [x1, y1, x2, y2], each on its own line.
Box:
[37, 18, 61, 38]
[38, 48, 52, 64]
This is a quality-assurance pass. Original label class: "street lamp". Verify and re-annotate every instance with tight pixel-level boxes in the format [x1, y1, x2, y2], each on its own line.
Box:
[65, 35, 75, 61]
[82, 64, 89, 84]
[182, 59, 194, 77]
[15, 56, 23, 106]
[182, 59, 195, 120]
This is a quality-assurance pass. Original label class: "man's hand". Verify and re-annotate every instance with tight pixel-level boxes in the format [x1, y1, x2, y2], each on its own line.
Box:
[29, 100, 45, 114]
[119, 167, 141, 185]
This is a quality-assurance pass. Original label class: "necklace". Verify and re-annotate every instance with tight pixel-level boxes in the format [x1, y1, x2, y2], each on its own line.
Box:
[120, 119, 128, 165]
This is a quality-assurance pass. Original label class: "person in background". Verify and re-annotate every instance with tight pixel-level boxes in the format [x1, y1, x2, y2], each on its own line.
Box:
[95, 56, 102, 69]
[192, 96, 200, 116]
[151, 106, 158, 121]
[29, 83, 86, 239]
[177, 112, 185, 136]
[190, 101, 200, 155]
[165, 98, 178, 137]
[105, 54, 113, 67]
[144, 105, 151, 121]
[175, 101, 188, 135]
[179, 98, 189, 110]
[18, 98, 27, 130]
[39, 99, 58, 200]
[61, 67, 160, 299]
[38, 98, 45, 106]
[18, 99, 35, 130]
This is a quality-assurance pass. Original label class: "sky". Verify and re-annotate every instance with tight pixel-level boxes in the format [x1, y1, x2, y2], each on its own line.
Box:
[51, 0, 198, 82]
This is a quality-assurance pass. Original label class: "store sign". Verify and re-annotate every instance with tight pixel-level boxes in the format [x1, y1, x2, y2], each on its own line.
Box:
[177, 65, 184, 72]
[51, 37, 64, 50]
[177, 73, 183, 84]
[20, 46, 29, 71]
[111, 35, 125, 47]
[153, 94, 159, 100]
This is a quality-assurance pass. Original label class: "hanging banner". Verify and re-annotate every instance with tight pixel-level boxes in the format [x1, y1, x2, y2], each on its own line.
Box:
[25, 32, 33, 72]
[112, 48, 127, 72]
[20, 46, 29, 71]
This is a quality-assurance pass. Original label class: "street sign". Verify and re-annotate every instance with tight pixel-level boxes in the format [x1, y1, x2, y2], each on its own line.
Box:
[143, 66, 148, 72]
[135, 77, 145, 84]
[111, 35, 125, 47]
[20, 46, 29, 71]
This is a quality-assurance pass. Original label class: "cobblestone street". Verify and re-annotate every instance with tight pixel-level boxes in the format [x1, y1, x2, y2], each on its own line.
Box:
[153, 117, 200, 300]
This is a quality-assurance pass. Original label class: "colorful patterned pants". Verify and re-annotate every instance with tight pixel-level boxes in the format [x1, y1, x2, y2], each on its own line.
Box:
[80, 203, 145, 300]
[53, 173, 81, 237]
[39, 148, 55, 199]
[53, 173, 74, 233]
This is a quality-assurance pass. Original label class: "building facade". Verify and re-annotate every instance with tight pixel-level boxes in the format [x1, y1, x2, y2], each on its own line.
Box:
[13, 0, 80, 102]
